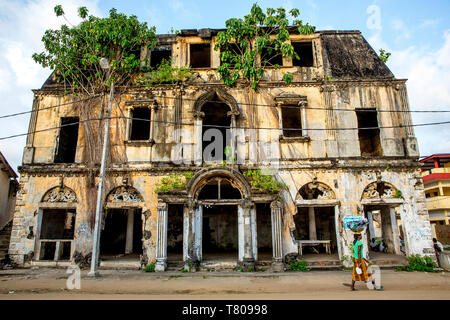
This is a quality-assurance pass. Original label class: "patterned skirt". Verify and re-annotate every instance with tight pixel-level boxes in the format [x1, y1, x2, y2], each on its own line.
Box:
[352, 258, 369, 281]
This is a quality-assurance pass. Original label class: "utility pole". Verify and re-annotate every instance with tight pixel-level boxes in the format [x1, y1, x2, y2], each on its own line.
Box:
[89, 58, 113, 277]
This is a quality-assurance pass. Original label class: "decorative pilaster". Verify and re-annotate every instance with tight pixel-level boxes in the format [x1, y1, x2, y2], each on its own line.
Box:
[125, 209, 134, 254]
[155, 202, 168, 272]
[194, 111, 204, 166]
[240, 199, 255, 270]
[390, 207, 401, 255]
[270, 200, 284, 272]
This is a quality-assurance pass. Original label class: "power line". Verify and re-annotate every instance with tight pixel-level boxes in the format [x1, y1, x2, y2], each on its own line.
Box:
[1, 115, 450, 141]
[0, 92, 449, 121]
[0, 94, 104, 120]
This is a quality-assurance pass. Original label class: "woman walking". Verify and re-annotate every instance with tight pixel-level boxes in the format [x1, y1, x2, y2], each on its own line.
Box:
[350, 232, 383, 291]
[351, 232, 368, 291]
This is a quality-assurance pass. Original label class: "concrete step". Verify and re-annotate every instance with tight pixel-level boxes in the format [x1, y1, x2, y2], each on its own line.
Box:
[99, 259, 141, 270]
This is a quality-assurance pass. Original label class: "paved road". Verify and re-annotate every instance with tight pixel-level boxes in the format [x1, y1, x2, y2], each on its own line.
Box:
[0, 268, 449, 299]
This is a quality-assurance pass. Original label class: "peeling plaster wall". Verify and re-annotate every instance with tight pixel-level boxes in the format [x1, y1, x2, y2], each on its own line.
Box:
[10, 31, 430, 266]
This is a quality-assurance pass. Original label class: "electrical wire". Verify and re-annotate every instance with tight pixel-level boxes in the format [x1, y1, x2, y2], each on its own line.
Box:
[1, 115, 450, 141]
[1, 91, 450, 121]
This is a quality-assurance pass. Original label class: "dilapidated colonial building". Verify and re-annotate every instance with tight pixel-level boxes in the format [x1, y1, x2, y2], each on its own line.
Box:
[9, 29, 434, 271]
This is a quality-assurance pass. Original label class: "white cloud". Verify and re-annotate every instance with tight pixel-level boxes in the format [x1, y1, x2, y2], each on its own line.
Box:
[419, 19, 440, 29]
[386, 30, 450, 157]
[392, 19, 411, 40]
[0, 0, 101, 171]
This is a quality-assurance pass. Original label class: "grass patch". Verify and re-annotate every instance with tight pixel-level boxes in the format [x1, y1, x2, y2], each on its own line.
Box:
[396, 254, 439, 273]
[143, 262, 155, 272]
[288, 259, 311, 272]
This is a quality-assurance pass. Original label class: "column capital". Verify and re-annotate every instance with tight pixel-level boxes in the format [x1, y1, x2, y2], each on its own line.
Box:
[270, 200, 282, 210]
[240, 199, 254, 209]
[157, 201, 167, 211]
[193, 111, 205, 119]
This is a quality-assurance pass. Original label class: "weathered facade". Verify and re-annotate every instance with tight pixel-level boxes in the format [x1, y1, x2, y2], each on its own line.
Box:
[9, 30, 434, 270]
[0, 151, 18, 230]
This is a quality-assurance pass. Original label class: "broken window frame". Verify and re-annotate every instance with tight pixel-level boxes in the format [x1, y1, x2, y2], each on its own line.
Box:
[189, 42, 212, 69]
[291, 41, 315, 68]
[150, 45, 173, 68]
[276, 100, 309, 140]
[355, 108, 383, 157]
[35, 207, 77, 262]
[54, 117, 79, 164]
[125, 103, 157, 144]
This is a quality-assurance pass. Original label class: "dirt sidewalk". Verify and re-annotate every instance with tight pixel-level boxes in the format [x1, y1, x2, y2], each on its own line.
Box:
[0, 268, 449, 299]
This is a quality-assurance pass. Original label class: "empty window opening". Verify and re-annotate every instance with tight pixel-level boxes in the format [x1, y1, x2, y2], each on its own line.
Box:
[198, 177, 242, 200]
[292, 42, 314, 67]
[281, 105, 302, 137]
[261, 46, 283, 67]
[39, 209, 75, 261]
[293, 207, 337, 254]
[356, 109, 382, 156]
[54, 117, 79, 163]
[203, 205, 238, 260]
[256, 203, 272, 260]
[202, 96, 231, 162]
[190, 43, 211, 68]
[220, 43, 241, 67]
[150, 45, 172, 68]
[167, 204, 184, 261]
[100, 209, 143, 258]
[130, 108, 151, 141]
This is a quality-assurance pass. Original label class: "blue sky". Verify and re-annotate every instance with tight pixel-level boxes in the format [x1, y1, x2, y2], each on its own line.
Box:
[0, 0, 450, 170]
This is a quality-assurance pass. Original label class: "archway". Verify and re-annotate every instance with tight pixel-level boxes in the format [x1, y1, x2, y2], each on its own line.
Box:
[193, 88, 240, 164]
[294, 181, 340, 259]
[100, 186, 144, 265]
[361, 181, 404, 259]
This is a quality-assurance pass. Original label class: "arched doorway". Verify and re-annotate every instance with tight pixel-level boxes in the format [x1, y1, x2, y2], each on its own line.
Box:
[193, 88, 240, 164]
[100, 186, 144, 266]
[361, 181, 404, 260]
[197, 176, 242, 261]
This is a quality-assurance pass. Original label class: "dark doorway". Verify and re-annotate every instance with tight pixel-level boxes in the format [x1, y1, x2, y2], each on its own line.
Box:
[100, 209, 142, 257]
[167, 204, 184, 260]
[54, 117, 79, 163]
[202, 205, 238, 260]
[256, 203, 272, 260]
[202, 96, 231, 162]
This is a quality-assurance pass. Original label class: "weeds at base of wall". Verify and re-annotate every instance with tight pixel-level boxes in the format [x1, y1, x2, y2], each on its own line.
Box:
[288, 259, 310, 272]
[143, 262, 156, 272]
[396, 255, 439, 273]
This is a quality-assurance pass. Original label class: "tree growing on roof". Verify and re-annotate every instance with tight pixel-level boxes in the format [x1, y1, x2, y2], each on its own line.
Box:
[32, 5, 157, 95]
[214, 3, 316, 90]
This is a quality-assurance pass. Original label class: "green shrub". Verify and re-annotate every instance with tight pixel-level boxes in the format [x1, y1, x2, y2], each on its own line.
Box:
[143, 262, 156, 272]
[154, 172, 193, 193]
[243, 169, 287, 194]
[137, 58, 192, 85]
[288, 259, 310, 272]
[397, 255, 438, 272]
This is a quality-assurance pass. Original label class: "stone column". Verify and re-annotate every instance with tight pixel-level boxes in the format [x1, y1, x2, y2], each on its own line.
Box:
[308, 207, 317, 240]
[193, 205, 203, 263]
[240, 200, 255, 269]
[125, 209, 134, 254]
[183, 199, 197, 265]
[270, 201, 284, 272]
[155, 202, 168, 272]
[194, 112, 204, 166]
[367, 211, 375, 240]
[390, 207, 401, 255]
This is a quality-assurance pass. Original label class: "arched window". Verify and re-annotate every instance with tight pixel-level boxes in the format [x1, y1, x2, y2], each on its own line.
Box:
[198, 177, 242, 200]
